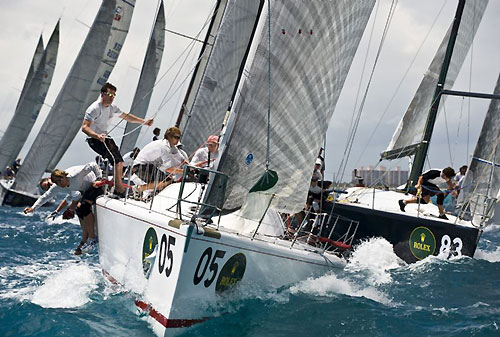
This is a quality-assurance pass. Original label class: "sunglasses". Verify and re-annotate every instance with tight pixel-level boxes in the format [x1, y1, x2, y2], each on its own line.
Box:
[172, 135, 181, 140]
[103, 92, 116, 98]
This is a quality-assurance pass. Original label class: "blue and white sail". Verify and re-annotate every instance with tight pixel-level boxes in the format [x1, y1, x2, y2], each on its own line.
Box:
[14, 0, 135, 194]
[120, 1, 165, 154]
[0, 22, 59, 172]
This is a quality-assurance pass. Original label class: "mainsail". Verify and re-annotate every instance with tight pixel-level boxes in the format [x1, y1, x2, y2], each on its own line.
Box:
[179, 0, 263, 154]
[210, 0, 375, 212]
[176, 0, 228, 131]
[458, 72, 500, 217]
[382, 0, 488, 160]
[0, 22, 59, 172]
[14, 0, 135, 194]
[120, 1, 165, 154]
[16, 35, 44, 111]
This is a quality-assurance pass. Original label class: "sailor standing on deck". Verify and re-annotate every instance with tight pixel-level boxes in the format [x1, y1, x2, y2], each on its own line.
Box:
[24, 162, 104, 255]
[81, 82, 153, 197]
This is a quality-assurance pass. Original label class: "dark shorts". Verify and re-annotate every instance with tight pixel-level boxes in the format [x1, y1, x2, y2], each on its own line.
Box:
[76, 186, 104, 218]
[421, 182, 439, 197]
[134, 164, 170, 184]
[87, 137, 123, 164]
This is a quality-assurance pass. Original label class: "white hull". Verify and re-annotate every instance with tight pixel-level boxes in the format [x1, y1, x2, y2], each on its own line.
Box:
[96, 183, 344, 334]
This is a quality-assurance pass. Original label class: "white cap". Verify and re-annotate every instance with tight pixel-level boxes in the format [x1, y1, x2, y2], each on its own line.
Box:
[315, 158, 322, 165]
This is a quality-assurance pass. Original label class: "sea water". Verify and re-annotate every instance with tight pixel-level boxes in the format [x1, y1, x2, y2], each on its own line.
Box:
[1, 205, 499, 337]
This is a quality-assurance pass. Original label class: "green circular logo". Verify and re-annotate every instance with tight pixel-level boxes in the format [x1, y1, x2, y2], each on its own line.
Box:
[215, 253, 246, 293]
[409, 226, 436, 260]
[142, 227, 158, 276]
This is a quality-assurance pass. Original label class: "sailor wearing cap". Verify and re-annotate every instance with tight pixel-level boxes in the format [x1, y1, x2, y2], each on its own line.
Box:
[190, 135, 219, 168]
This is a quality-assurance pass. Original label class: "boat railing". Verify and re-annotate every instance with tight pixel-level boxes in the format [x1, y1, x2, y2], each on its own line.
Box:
[176, 165, 229, 222]
[287, 208, 358, 255]
[457, 193, 497, 227]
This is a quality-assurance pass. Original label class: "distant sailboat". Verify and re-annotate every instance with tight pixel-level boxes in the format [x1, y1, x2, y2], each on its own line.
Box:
[0, 22, 59, 206]
[120, 1, 165, 155]
[7, 0, 135, 206]
[0, 22, 59, 173]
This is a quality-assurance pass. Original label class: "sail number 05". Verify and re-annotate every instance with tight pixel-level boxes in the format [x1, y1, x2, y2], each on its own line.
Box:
[194, 247, 226, 287]
[158, 234, 175, 277]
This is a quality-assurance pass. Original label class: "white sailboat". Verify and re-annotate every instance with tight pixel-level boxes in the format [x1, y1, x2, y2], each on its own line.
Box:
[0, 22, 59, 206]
[120, 1, 165, 155]
[5, 0, 135, 206]
[331, 0, 496, 263]
[95, 0, 375, 334]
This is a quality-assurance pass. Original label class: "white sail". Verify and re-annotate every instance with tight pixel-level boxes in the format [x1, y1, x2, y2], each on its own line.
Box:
[46, 0, 136, 171]
[176, 0, 228, 131]
[383, 0, 488, 158]
[120, 1, 165, 154]
[0, 22, 59, 172]
[211, 0, 375, 212]
[180, 0, 263, 154]
[14, 0, 135, 194]
[458, 72, 500, 217]
[16, 35, 44, 111]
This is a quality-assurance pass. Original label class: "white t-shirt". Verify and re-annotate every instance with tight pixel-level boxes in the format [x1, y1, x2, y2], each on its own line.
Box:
[134, 139, 188, 175]
[84, 100, 123, 134]
[32, 162, 102, 209]
[122, 151, 135, 168]
[190, 147, 218, 168]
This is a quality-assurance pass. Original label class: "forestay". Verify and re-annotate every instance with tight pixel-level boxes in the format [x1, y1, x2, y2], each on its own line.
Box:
[120, 1, 165, 154]
[382, 0, 487, 159]
[211, 0, 374, 213]
[14, 0, 135, 194]
[0, 24, 58, 172]
[458, 73, 500, 217]
[180, 0, 263, 155]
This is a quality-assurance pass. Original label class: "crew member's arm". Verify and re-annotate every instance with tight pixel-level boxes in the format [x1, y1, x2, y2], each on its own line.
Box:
[415, 175, 424, 190]
[79, 162, 103, 180]
[82, 119, 106, 142]
[24, 185, 59, 214]
[119, 112, 154, 126]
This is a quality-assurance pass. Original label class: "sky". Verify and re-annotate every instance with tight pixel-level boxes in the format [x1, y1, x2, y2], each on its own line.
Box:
[0, 0, 499, 183]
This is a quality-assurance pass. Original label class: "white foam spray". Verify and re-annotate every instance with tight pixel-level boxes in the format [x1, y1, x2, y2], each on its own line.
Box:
[31, 263, 98, 308]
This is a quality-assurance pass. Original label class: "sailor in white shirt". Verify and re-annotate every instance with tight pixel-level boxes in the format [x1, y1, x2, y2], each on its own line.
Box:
[133, 126, 188, 192]
[24, 162, 104, 255]
[190, 135, 219, 168]
[81, 82, 153, 196]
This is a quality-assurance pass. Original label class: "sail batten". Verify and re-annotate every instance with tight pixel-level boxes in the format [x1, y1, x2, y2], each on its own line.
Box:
[14, 0, 135, 194]
[120, 1, 165, 154]
[209, 0, 375, 213]
[384, 0, 488, 156]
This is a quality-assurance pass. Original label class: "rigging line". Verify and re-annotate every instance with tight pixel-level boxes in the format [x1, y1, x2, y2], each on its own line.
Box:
[266, 0, 271, 170]
[353, 0, 448, 167]
[164, 29, 207, 44]
[344, 0, 380, 145]
[106, 4, 216, 138]
[442, 102, 454, 167]
[335, 0, 398, 185]
[467, 0, 477, 165]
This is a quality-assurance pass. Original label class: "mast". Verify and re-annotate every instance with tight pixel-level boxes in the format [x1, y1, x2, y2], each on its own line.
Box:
[407, 0, 466, 187]
[175, 0, 227, 129]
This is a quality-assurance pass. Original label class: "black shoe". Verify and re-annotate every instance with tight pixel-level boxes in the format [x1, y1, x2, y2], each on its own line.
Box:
[438, 213, 449, 220]
[112, 190, 126, 198]
[398, 199, 406, 212]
